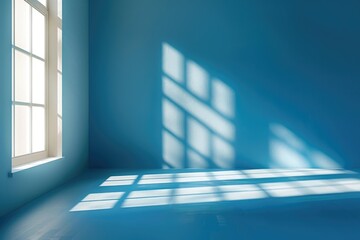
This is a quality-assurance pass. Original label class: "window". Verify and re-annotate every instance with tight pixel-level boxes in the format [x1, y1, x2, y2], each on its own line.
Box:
[12, 0, 62, 168]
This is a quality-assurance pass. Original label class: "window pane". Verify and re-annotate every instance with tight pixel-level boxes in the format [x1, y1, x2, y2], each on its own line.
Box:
[32, 106, 45, 152]
[12, 50, 14, 101]
[14, 0, 31, 51]
[15, 50, 31, 102]
[58, 0, 62, 19]
[57, 116, 62, 154]
[38, 0, 47, 7]
[15, 105, 31, 156]
[12, 0, 14, 45]
[58, 28, 62, 72]
[12, 106, 14, 158]
[32, 58, 45, 104]
[58, 72, 62, 116]
[32, 9, 45, 59]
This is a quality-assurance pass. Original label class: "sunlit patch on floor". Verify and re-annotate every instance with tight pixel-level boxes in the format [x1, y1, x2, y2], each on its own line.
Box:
[70, 192, 124, 212]
[70, 169, 360, 212]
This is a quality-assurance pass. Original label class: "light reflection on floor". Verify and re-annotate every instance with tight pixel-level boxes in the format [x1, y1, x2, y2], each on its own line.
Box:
[70, 168, 360, 212]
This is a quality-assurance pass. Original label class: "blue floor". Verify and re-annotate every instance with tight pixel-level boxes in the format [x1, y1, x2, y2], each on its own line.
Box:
[1, 168, 360, 240]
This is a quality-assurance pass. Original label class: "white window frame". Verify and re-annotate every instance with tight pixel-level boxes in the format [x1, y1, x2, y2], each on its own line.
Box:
[12, 0, 62, 169]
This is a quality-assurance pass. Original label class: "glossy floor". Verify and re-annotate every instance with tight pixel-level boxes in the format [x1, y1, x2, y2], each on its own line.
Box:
[1, 168, 360, 240]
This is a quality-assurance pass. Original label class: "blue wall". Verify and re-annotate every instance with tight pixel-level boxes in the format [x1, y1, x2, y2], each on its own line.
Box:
[0, 0, 89, 217]
[89, 0, 360, 170]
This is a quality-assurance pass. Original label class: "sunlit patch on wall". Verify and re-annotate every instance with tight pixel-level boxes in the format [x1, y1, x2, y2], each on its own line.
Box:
[211, 79, 235, 118]
[163, 98, 184, 138]
[270, 139, 310, 168]
[187, 117, 211, 158]
[212, 135, 235, 168]
[162, 76, 234, 141]
[270, 124, 305, 150]
[162, 42, 236, 169]
[270, 124, 342, 169]
[186, 60, 209, 100]
[187, 149, 208, 168]
[163, 130, 184, 168]
[311, 151, 341, 169]
[162, 43, 184, 83]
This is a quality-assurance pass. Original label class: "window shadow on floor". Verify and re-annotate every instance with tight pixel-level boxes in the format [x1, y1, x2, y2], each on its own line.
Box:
[70, 168, 360, 212]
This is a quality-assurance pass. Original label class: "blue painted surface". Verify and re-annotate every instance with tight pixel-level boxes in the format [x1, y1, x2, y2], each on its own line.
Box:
[1, 169, 360, 239]
[89, 0, 360, 169]
[0, 0, 89, 217]
[1, 0, 360, 222]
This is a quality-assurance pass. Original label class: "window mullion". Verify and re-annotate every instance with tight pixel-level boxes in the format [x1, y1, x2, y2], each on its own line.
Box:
[57, 18, 62, 30]
[12, 0, 15, 157]
[13, 46, 45, 62]
[30, 6, 33, 153]
[25, 0, 48, 16]
[14, 101, 45, 107]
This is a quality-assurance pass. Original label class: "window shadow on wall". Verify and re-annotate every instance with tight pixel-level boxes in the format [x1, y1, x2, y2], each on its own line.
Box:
[160, 42, 342, 170]
[161, 43, 236, 169]
[269, 124, 342, 169]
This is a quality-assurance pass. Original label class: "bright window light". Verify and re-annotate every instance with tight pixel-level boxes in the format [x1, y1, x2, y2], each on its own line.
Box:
[70, 170, 360, 211]
[12, 0, 62, 168]
[161, 43, 237, 169]
[70, 192, 124, 212]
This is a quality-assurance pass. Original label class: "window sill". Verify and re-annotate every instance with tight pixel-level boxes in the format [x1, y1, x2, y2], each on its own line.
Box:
[10, 156, 63, 176]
